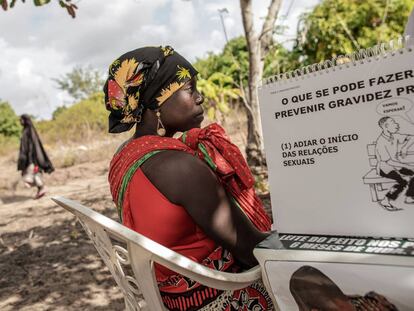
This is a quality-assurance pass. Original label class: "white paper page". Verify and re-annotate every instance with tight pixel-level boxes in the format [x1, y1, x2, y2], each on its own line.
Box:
[259, 48, 414, 237]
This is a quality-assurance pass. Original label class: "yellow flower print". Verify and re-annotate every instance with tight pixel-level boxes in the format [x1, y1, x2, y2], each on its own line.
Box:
[127, 95, 138, 111]
[114, 58, 138, 93]
[161, 46, 174, 57]
[156, 81, 185, 105]
[120, 114, 137, 124]
[176, 65, 191, 81]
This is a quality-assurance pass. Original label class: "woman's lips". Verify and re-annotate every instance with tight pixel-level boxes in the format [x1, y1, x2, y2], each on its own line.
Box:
[195, 111, 204, 120]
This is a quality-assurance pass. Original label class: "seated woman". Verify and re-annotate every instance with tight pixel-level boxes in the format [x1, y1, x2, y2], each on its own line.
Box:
[104, 46, 272, 310]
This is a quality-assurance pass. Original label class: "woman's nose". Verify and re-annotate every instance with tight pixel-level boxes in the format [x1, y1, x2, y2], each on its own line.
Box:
[196, 92, 204, 105]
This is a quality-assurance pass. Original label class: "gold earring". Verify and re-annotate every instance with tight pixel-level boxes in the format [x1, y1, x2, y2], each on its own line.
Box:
[156, 111, 166, 136]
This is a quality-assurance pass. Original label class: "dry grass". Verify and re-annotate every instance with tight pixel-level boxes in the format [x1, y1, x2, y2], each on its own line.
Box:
[0, 106, 253, 194]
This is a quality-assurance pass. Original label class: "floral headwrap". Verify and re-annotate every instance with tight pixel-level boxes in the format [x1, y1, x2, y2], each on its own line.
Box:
[103, 46, 198, 133]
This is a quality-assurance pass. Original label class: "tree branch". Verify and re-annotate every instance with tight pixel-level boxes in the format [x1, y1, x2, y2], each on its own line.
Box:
[381, 0, 390, 26]
[240, 0, 257, 55]
[259, 0, 282, 56]
[337, 14, 360, 50]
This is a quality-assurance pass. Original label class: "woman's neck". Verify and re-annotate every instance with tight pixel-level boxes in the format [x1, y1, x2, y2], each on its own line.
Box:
[133, 124, 175, 139]
[133, 126, 157, 139]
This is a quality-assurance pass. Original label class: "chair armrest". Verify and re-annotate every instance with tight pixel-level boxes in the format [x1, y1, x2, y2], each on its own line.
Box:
[52, 196, 261, 291]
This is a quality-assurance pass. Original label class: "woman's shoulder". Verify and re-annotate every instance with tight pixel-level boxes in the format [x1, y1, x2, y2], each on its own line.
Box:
[142, 149, 209, 177]
[140, 149, 218, 204]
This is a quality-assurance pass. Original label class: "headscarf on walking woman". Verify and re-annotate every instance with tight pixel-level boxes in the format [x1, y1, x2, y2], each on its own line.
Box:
[105, 46, 272, 311]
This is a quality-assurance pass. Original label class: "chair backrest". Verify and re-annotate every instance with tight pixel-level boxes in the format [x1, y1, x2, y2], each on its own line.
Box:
[52, 196, 261, 311]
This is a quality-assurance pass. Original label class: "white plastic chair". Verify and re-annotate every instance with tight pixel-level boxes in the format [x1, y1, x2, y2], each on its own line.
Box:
[52, 196, 262, 311]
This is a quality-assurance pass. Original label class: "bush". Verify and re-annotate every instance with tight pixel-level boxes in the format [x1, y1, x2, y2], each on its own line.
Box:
[0, 101, 21, 138]
[36, 92, 108, 144]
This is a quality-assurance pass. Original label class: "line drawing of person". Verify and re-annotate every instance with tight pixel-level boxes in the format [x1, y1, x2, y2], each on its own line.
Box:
[375, 116, 414, 211]
[289, 265, 399, 311]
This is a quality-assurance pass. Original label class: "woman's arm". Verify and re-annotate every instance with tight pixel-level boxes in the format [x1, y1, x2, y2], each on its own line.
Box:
[141, 150, 269, 268]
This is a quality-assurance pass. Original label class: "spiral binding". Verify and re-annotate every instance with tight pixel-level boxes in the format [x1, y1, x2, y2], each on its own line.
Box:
[261, 36, 413, 88]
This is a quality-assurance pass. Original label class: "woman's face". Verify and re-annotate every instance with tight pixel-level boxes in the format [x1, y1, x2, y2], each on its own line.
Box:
[160, 77, 204, 133]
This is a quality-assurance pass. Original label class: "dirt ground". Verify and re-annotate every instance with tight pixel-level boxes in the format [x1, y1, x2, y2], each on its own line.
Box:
[0, 117, 271, 311]
[0, 154, 126, 310]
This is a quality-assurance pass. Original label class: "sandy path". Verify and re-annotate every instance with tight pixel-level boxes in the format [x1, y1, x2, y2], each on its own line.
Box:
[0, 160, 125, 311]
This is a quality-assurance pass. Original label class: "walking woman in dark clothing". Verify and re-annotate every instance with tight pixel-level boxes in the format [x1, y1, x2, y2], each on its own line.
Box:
[17, 114, 54, 199]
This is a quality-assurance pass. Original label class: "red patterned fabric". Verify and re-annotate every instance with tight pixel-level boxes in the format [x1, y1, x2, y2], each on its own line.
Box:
[182, 124, 271, 231]
[109, 135, 192, 228]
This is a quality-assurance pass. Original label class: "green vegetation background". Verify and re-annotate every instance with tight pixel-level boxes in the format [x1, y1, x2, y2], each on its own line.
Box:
[1, 0, 413, 156]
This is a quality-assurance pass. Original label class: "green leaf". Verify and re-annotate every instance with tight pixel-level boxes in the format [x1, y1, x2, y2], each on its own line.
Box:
[34, 0, 51, 6]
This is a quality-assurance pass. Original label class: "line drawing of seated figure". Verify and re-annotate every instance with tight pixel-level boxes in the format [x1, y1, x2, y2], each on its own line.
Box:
[375, 116, 414, 211]
[289, 265, 399, 311]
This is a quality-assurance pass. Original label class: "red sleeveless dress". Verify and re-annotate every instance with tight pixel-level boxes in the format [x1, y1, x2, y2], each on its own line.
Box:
[127, 168, 217, 278]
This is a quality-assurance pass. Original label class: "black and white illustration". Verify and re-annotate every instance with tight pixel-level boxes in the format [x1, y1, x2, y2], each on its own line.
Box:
[364, 111, 414, 211]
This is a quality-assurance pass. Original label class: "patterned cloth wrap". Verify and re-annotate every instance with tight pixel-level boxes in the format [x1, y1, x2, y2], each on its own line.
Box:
[103, 45, 198, 133]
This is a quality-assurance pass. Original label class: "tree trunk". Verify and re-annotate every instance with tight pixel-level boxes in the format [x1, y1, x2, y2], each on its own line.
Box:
[240, 0, 282, 169]
[246, 46, 264, 167]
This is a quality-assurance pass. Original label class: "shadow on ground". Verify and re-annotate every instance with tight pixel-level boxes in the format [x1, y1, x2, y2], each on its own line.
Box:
[0, 194, 33, 204]
[0, 198, 124, 311]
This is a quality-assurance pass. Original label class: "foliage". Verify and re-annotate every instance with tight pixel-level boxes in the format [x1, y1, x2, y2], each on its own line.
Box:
[263, 44, 299, 78]
[194, 35, 294, 125]
[193, 37, 250, 119]
[195, 36, 294, 93]
[54, 66, 105, 102]
[0, 101, 21, 138]
[294, 0, 414, 65]
[52, 105, 68, 120]
[36, 92, 108, 144]
[197, 73, 240, 121]
[195, 36, 249, 88]
[0, 0, 77, 17]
